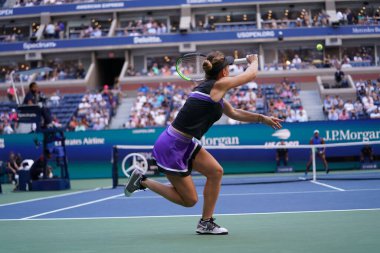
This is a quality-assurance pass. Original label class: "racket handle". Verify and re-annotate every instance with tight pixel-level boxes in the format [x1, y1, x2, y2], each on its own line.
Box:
[234, 58, 247, 64]
[233, 54, 258, 65]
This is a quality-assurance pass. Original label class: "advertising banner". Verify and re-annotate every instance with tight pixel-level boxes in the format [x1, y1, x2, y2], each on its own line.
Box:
[1, 120, 379, 178]
[0, 26, 379, 53]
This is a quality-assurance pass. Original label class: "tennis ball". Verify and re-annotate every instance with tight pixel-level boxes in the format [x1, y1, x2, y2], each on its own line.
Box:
[316, 43, 324, 51]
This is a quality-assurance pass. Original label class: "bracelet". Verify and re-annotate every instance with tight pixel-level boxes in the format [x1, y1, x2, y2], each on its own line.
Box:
[258, 115, 264, 123]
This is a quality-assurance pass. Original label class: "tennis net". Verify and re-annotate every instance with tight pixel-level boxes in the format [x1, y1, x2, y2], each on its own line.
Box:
[111, 140, 380, 188]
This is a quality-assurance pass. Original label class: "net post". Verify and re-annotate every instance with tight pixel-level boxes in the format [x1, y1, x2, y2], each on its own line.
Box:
[112, 146, 119, 188]
[312, 146, 317, 182]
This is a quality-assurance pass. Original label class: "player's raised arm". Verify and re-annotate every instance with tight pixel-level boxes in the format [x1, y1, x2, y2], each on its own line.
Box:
[214, 54, 259, 92]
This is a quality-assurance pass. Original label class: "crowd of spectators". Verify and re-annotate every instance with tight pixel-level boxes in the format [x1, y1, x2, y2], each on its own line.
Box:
[126, 62, 247, 77]
[323, 95, 363, 120]
[261, 9, 330, 29]
[323, 76, 380, 120]
[13, 0, 96, 7]
[126, 62, 177, 77]
[118, 19, 168, 37]
[124, 77, 379, 129]
[73, 24, 106, 39]
[35, 60, 86, 81]
[355, 77, 380, 119]
[225, 78, 307, 124]
[123, 79, 306, 128]
[67, 87, 117, 131]
[124, 84, 174, 128]
[336, 8, 380, 26]
[0, 108, 18, 134]
[44, 22, 65, 39]
[1, 60, 86, 83]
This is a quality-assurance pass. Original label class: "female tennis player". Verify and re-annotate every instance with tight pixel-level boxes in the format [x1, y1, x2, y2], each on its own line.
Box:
[125, 51, 283, 235]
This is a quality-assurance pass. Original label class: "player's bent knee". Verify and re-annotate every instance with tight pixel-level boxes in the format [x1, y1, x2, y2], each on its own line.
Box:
[213, 166, 224, 178]
[183, 195, 198, 207]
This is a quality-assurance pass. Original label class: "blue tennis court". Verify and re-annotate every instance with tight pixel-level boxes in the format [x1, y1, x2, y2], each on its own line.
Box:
[1, 177, 380, 220]
[1, 174, 380, 253]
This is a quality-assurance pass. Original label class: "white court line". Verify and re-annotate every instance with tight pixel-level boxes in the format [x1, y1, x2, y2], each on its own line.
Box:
[20, 193, 123, 220]
[1, 208, 380, 222]
[311, 181, 345, 191]
[0, 187, 111, 207]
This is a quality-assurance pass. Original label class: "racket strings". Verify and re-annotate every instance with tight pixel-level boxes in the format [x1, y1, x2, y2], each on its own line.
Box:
[177, 55, 206, 80]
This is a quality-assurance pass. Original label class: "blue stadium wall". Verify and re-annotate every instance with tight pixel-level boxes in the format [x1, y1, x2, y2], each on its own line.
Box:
[1, 120, 379, 179]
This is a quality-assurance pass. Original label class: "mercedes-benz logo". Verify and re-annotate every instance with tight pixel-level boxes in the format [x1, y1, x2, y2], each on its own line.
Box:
[121, 153, 148, 178]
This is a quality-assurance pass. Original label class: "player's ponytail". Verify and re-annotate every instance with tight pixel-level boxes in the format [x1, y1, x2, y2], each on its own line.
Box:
[203, 60, 213, 72]
[203, 51, 225, 79]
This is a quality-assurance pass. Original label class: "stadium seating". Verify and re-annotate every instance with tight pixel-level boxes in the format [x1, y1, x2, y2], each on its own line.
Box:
[48, 94, 83, 128]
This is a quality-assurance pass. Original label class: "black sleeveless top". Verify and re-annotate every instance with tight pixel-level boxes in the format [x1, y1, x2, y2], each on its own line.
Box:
[172, 79, 224, 140]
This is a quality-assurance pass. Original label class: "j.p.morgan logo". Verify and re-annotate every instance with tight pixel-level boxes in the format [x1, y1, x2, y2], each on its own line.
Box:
[325, 129, 380, 141]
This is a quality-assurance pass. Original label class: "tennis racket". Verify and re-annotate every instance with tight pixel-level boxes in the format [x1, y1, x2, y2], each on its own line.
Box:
[175, 53, 254, 82]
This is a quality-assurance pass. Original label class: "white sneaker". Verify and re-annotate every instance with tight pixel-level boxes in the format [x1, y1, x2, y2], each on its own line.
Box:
[196, 217, 228, 235]
[124, 169, 146, 197]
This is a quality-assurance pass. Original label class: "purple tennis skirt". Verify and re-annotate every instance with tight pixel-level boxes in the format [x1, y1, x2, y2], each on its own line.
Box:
[152, 125, 202, 177]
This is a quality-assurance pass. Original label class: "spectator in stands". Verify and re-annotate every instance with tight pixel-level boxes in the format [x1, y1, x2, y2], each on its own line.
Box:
[354, 99, 364, 114]
[25, 0, 34, 6]
[370, 107, 380, 119]
[51, 115, 62, 128]
[323, 95, 333, 112]
[356, 79, 366, 95]
[328, 107, 339, 120]
[338, 108, 350, 120]
[76, 63, 86, 79]
[92, 119, 105, 130]
[7, 86, 17, 102]
[343, 99, 354, 113]
[334, 66, 345, 86]
[276, 140, 289, 167]
[336, 10, 344, 23]
[56, 21, 66, 39]
[126, 66, 136, 76]
[285, 106, 297, 122]
[45, 23, 56, 39]
[75, 120, 86, 131]
[353, 53, 363, 62]
[306, 129, 329, 175]
[362, 94, 377, 114]
[91, 27, 102, 38]
[68, 116, 78, 131]
[49, 91, 61, 106]
[2, 120, 14, 134]
[8, 109, 19, 129]
[330, 55, 341, 68]
[296, 109, 308, 122]
[292, 54, 302, 69]
[341, 59, 352, 69]
[274, 98, 286, 111]
[346, 9, 355, 25]
[332, 95, 344, 110]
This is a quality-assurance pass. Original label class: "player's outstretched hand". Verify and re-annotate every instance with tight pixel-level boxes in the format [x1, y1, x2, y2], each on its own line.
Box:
[262, 116, 283, 130]
[246, 54, 258, 64]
